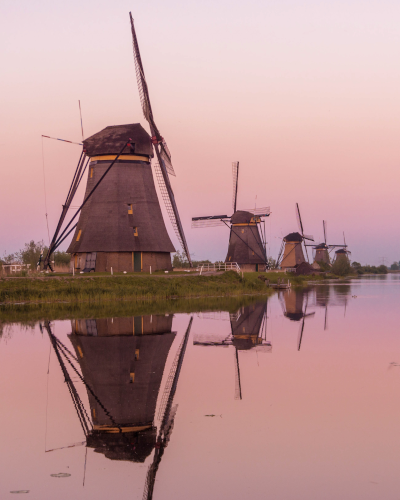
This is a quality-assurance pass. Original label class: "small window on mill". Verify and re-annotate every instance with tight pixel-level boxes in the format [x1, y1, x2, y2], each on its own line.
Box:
[90, 167, 94, 178]
[241, 229, 244, 234]
[76, 230, 82, 241]
[133, 227, 138, 237]
[128, 204, 133, 214]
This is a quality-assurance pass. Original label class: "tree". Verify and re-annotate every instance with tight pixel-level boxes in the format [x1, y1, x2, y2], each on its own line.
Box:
[17, 240, 46, 269]
[172, 250, 189, 268]
[351, 261, 361, 269]
[331, 258, 352, 276]
[1, 252, 16, 265]
[390, 262, 399, 271]
[377, 264, 388, 274]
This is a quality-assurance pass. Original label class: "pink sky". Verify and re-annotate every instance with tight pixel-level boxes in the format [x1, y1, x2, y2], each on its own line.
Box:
[1, 0, 399, 265]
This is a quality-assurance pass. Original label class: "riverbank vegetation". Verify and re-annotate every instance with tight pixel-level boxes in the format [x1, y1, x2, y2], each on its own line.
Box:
[0, 240, 69, 271]
[0, 271, 323, 306]
[351, 262, 388, 275]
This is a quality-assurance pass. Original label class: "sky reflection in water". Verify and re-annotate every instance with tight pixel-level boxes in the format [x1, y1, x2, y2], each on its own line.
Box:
[1, 275, 400, 500]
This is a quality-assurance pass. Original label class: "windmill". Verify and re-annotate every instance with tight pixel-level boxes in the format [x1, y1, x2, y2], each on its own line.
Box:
[306, 221, 347, 268]
[333, 232, 351, 263]
[277, 203, 314, 270]
[43, 14, 191, 272]
[279, 289, 315, 350]
[43, 313, 193, 500]
[192, 162, 270, 271]
[193, 301, 271, 399]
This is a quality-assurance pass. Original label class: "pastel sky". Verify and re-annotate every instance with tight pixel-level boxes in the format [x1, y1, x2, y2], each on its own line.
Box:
[1, 0, 399, 265]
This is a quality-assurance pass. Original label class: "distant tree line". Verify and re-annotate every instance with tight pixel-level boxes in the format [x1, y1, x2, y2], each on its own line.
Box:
[0, 240, 69, 270]
[351, 262, 388, 275]
[390, 261, 400, 271]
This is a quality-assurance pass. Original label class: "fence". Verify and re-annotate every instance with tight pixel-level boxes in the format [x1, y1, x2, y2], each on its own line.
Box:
[196, 262, 241, 274]
[1, 264, 31, 275]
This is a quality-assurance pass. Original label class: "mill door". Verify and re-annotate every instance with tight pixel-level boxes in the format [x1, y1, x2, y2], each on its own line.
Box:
[134, 252, 142, 272]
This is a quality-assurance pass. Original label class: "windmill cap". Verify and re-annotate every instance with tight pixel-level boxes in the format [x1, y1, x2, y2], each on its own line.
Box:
[83, 124, 153, 158]
[315, 243, 328, 249]
[335, 248, 347, 254]
[231, 210, 258, 224]
[283, 232, 303, 242]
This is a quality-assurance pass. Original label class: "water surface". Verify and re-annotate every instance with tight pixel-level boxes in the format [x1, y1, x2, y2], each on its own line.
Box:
[1, 275, 400, 499]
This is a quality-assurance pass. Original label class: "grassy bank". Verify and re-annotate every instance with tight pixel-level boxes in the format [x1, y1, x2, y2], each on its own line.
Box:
[0, 271, 324, 306]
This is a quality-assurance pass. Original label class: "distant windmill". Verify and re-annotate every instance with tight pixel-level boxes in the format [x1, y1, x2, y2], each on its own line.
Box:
[334, 232, 351, 263]
[306, 221, 347, 268]
[193, 301, 271, 399]
[192, 162, 271, 271]
[277, 204, 314, 269]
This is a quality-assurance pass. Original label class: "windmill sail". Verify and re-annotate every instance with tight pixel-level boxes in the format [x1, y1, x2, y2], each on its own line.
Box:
[143, 317, 193, 500]
[130, 12, 191, 266]
[232, 161, 239, 213]
[234, 349, 242, 400]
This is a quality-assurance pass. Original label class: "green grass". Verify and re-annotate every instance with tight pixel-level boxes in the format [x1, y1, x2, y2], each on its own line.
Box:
[0, 271, 327, 306]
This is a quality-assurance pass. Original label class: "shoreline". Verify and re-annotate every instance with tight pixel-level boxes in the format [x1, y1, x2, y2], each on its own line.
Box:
[0, 271, 325, 306]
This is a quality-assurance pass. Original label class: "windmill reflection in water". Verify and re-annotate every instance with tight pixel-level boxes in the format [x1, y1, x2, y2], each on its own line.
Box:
[280, 284, 351, 347]
[42, 313, 193, 500]
[279, 288, 315, 350]
[193, 301, 271, 400]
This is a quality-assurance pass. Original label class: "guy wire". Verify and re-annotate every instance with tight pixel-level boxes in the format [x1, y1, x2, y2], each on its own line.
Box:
[41, 136, 51, 245]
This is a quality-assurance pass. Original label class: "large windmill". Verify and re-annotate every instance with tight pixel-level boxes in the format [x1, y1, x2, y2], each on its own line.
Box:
[306, 221, 347, 268]
[277, 203, 314, 270]
[43, 13, 191, 272]
[192, 162, 270, 271]
[193, 301, 271, 399]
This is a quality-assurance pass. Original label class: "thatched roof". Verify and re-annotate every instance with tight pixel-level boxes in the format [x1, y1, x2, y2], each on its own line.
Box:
[295, 261, 316, 275]
[231, 210, 254, 224]
[284, 232, 303, 242]
[83, 124, 153, 157]
[87, 428, 156, 463]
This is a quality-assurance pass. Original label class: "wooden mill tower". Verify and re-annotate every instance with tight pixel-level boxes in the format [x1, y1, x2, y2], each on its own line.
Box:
[67, 124, 175, 273]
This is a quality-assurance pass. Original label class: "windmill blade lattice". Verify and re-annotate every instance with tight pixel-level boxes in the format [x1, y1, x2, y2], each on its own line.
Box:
[160, 146, 176, 177]
[191, 219, 227, 228]
[296, 203, 304, 235]
[130, 12, 191, 265]
[232, 161, 239, 212]
[154, 163, 185, 251]
[241, 207, 271, 216]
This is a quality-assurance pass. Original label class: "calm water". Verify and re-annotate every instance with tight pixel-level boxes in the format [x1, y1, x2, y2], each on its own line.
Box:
[1, 275, 400, 499]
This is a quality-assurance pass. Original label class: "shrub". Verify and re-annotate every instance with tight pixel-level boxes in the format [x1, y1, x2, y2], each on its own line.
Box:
[331, 258, 351, 276]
